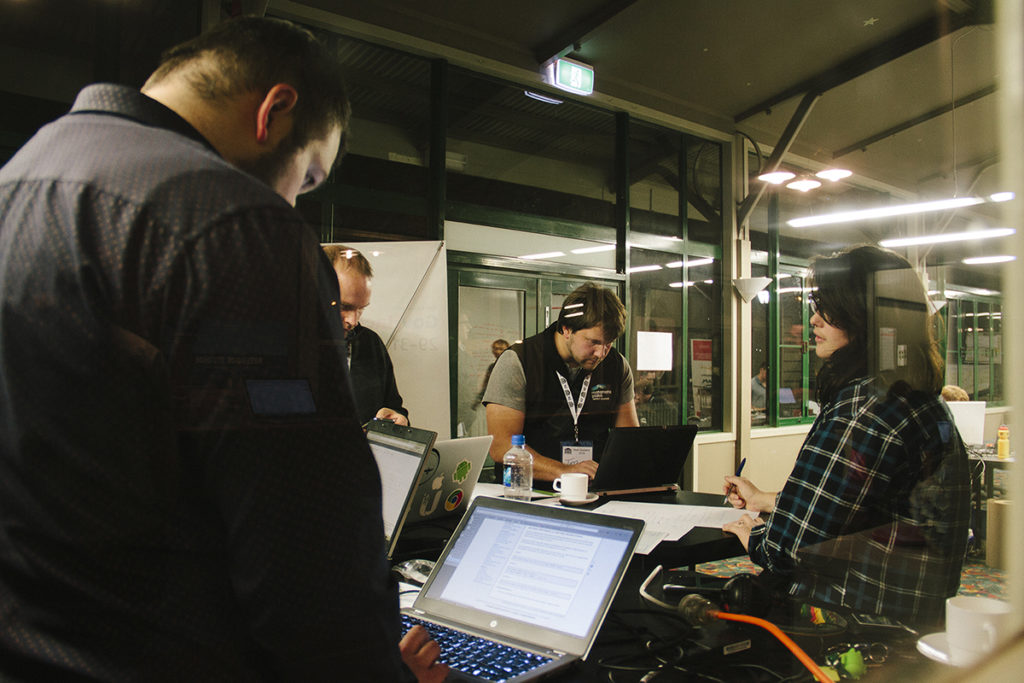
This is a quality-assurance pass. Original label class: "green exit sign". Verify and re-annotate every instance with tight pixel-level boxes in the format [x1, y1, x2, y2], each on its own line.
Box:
[551, 57, 594, 96]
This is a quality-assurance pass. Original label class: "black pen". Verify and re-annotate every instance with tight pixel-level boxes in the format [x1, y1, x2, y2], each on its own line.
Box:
[723, 457, 747, 504]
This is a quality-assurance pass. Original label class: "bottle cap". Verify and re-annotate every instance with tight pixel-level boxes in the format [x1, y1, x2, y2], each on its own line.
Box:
[511, 434, 525, 446]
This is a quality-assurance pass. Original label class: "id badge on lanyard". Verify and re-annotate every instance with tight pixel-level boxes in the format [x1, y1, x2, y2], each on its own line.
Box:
[557, 371, 594, 464]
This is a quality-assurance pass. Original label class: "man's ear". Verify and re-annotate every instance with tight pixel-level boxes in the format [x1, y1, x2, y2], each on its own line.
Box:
[255, 84, 298, 144]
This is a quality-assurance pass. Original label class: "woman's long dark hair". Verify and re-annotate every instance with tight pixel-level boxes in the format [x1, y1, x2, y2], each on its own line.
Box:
[811, 245, 944, 405]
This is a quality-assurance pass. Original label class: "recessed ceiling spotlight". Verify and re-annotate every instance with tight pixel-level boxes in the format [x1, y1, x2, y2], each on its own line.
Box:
[757, 170, 796, 184]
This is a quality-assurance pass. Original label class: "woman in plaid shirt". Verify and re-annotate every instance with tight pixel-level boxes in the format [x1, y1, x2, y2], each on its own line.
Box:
[723, 245, 970, 625]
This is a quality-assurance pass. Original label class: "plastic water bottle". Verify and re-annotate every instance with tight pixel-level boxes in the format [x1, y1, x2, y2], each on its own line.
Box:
[502, 434, 533, 500]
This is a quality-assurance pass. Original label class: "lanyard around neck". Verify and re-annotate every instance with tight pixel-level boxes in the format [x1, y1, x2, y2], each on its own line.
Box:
[556, 371, 591, 442]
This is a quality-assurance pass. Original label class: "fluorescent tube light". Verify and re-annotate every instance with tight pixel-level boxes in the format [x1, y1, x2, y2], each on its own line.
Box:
[570, 244, 616, 254]
[789, 196, 985, 228]
[962, 255, 1016, 265]
[627, 264, 662, 273]
[523, 90, 563, 105]
[880, 227, 1015, 248]
[520, 251, 565, 260]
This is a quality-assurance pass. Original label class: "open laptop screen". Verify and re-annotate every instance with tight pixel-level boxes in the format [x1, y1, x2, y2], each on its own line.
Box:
[365, 425, 434, 541]
[415, 499, 641, 655]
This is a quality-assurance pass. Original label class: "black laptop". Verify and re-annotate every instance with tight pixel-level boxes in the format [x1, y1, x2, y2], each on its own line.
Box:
[402, 496, 644, 682]
[364, 420, 437, 559]
[591, 424, 698, 495]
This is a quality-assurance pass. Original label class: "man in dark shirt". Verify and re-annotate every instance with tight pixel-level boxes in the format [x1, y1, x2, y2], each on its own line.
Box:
[322, 244, 409, 426]
[0, 17, 444, 683]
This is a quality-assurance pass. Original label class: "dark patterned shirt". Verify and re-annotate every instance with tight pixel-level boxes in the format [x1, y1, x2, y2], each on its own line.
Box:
[747, 377, 970, 623]
[0, 85, 412, 681]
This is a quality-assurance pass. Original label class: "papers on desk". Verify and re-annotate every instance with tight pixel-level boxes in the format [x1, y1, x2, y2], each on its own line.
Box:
[595, 501, 755, 555]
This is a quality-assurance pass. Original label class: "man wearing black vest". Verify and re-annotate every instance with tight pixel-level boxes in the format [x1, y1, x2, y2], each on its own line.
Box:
[483, 283, 639, 486]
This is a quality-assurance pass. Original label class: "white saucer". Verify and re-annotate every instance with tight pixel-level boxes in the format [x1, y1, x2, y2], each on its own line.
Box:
[558, 492, 599, 506]
[916, 632, 951, 666]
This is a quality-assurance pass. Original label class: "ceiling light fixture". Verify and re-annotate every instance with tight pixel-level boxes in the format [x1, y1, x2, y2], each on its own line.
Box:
[990, 191, 1015, 202]
[815, 168, 853, 182]
[757, 170, 796, 184]
[627, 264, 662, 273]
[523, 90, 563, 105]
[665, 257, 714, 268]
[789, 196, 985, 228]
[570, 244, 615, 254]
[962, 254, 1016, 265]
[520, 251, 565, 260]
[879, 227, 1015, 248]
[786, 178, 822, 192]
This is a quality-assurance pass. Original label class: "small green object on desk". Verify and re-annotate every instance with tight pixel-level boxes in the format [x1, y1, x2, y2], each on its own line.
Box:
[839, 647, 866, 679]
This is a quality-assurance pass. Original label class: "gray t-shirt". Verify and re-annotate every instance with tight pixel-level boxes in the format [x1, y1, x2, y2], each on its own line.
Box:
[482, 348, 635, 413]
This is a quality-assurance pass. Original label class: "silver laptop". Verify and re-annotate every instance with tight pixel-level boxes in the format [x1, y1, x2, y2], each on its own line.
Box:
[403, 435, 493, 525]
[364, 421, 437, 559]
[402, 496, 644, 682]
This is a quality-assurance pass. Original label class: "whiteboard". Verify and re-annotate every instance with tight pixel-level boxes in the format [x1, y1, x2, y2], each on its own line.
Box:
[324, 240, 451, 438]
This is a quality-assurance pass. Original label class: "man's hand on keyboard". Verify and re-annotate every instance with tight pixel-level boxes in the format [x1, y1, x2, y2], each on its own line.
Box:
[400, 624, 450, 683]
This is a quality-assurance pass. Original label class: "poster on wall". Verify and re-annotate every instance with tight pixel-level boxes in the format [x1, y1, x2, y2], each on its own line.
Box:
[690, 339, 712, 418]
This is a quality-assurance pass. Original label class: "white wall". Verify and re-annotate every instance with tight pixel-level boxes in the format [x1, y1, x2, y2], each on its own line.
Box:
[330, 240, 452, 439]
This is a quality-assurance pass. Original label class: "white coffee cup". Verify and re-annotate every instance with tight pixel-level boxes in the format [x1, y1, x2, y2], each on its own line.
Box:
[552, 472, 589, 501]
[945, 595, 1011, 666]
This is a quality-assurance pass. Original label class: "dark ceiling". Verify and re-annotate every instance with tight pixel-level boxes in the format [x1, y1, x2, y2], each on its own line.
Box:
[0, 0, 1007, 280]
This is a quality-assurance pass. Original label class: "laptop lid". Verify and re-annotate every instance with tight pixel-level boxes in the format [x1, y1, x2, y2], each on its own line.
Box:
[591, 425, 698, 492]
[408, 496, 643, 660]
[403, 435, 493, 525]
[364, 421, 437, 559]
[945, 400, 986, 446]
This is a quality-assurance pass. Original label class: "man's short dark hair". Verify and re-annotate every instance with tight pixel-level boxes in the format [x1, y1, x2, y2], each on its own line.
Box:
[145, 16, 351, 155]
[557, 282, 626, 341]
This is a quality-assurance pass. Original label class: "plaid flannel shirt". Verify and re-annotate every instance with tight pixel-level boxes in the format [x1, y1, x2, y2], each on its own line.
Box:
[748, 377, 970, 622]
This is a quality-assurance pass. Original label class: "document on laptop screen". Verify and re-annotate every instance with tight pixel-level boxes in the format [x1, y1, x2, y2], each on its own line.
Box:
[428, 507, 632, 638]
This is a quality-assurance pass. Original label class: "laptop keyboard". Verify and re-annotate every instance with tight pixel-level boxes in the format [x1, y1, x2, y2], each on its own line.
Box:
[402, 614, 553, 682]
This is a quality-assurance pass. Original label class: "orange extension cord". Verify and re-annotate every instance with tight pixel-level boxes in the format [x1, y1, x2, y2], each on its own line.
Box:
[710, 609, 832, 683]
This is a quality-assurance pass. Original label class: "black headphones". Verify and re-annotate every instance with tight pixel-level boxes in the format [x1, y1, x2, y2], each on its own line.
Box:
[641, 565, 773, 618]
[664, 573, 773, 617]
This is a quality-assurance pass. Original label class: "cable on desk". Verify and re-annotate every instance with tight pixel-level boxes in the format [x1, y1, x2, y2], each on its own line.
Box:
[678, 595, 830, 683]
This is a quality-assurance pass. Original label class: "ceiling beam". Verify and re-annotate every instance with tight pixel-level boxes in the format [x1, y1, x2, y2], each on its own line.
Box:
[532, 0, 641, 65]
[736, 91, 819, 228]
[833, 84, 996, 159]
[733, 9, 982, 123]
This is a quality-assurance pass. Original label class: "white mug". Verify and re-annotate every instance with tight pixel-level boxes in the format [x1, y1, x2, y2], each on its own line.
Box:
[946, 595, 1011, 666]
[552, 472, 589, 501]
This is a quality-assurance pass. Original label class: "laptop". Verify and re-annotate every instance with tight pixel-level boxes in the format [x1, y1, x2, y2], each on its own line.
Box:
[402, 496, 644, 682]
[364, 420, 438, 559]
[591, 424, 698, 495]
[403, 435, 493, 525]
